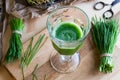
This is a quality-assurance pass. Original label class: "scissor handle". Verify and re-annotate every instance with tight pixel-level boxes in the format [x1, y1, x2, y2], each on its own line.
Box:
[103, 9, 114, 19]
[93, 2, 106, 10]
[103, 0, 120, 19]
[112, 0, 120, 5]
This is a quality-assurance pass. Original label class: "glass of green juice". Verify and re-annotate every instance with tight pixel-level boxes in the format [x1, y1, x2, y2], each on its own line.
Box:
[46, 6, 90, 73]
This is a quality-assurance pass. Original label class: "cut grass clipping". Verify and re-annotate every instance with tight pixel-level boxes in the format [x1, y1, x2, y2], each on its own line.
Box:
[92, 17, 120, 73]
[22, 64, 47, 80]
[21, 34, 47, 68]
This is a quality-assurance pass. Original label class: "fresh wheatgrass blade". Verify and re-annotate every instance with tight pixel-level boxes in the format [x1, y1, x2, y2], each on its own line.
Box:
[21, 34, 47, 80]
[32, 64, 39, 80]
[21, 34, 48, 68]
[32, 64, 47, 80]
[21, 38, 34, 80]
[21, 64, 25, 80]
[21, 37, 34, 68]
[26, 34, 45, 66]
[23, 37, 34, 66]
[92, 17, 120, 73]
[44, 74, 47, 80]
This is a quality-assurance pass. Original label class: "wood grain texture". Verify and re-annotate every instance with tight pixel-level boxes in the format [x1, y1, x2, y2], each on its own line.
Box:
[2, 0, 120, 80]
[25, 35, 120, 80]
[0, 66, 15, 80]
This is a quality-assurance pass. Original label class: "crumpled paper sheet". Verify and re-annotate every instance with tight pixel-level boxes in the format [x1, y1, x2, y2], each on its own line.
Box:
[5, 0, 47, 43]
[6, 0, 94, 19]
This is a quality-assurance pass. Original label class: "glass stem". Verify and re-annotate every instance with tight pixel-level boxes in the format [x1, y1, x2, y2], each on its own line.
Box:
[61, 55, 72, 62]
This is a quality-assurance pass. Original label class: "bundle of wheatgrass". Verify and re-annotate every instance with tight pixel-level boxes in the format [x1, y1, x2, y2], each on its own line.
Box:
[92, 17, 120, 73]
[5, 18, 24, 63]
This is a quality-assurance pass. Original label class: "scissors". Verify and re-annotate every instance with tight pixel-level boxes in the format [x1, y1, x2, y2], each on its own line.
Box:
[94, 0, 120, 19]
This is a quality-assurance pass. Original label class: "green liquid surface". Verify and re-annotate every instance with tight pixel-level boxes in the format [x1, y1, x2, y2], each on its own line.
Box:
[52, 22, 83, 55]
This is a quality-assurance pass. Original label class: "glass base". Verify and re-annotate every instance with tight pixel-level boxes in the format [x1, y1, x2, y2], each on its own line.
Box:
[50, 51, 80, 73]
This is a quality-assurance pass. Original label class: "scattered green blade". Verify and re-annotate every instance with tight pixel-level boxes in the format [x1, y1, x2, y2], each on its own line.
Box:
[21, 34, 46, 68]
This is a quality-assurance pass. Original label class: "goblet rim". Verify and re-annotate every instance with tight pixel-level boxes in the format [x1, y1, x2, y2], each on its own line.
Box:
[46, 6, 91, 43]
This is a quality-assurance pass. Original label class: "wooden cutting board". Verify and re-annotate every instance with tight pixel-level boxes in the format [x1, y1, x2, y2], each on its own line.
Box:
[4, 28, 54, 80]
[4, 28, 95, 80]
[4, 29, 120, 80]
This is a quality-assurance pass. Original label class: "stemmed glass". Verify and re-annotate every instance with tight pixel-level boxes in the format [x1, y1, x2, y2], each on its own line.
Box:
[46, 6, 90, 73]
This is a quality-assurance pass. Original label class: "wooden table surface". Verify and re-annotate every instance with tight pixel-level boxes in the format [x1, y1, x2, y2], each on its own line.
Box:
[1, 0, 120, 80]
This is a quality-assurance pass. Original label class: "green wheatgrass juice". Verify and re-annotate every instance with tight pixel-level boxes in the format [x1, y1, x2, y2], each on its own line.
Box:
[52, 22, 83, 55]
